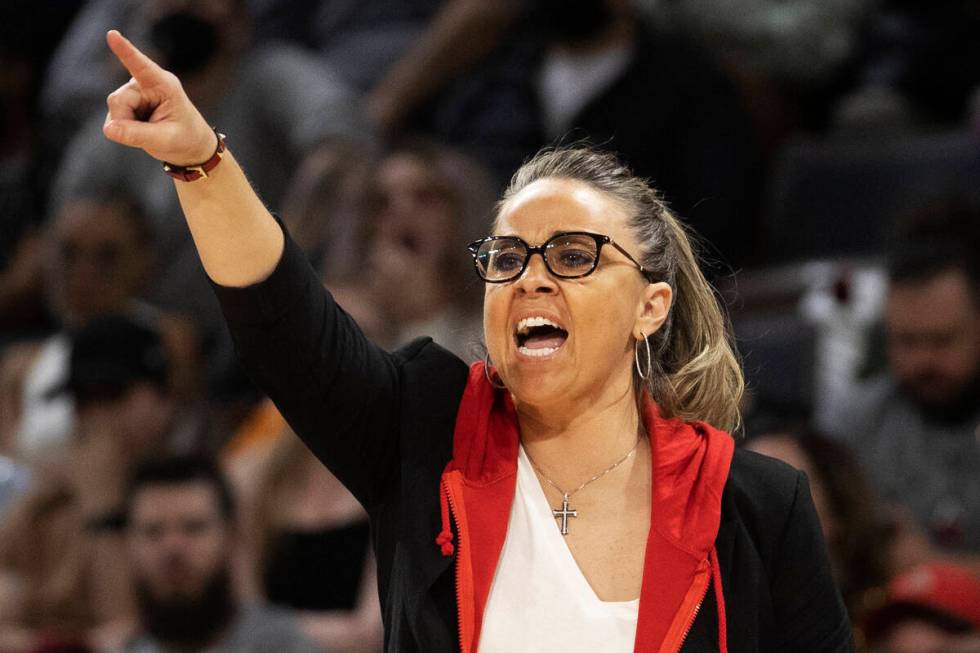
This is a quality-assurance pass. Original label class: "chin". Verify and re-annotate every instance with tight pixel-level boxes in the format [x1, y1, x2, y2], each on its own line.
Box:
[503, 365, 577, 408]
[509, 384, 568, 410]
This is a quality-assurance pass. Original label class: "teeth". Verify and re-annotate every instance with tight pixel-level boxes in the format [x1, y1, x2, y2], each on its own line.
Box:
[518, 346, 558, 357]
[516, 316, 564, 335]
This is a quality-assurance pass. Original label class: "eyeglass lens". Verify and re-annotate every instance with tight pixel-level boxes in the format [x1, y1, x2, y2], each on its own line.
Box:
[475, 234, 600, 281]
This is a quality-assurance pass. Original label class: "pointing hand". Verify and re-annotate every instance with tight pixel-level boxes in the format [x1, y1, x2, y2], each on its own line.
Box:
[102, 30, 217, 166]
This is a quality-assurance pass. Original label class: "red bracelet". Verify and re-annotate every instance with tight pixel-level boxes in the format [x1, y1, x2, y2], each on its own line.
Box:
[163, 129, 226, 182]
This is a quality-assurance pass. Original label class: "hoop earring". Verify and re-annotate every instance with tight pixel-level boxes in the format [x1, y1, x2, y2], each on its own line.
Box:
[484, 353, 506, 389]
[634, 331, 652, 381]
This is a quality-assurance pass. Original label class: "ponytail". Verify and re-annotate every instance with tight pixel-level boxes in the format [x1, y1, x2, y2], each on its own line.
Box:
[647, 210, 743, 432]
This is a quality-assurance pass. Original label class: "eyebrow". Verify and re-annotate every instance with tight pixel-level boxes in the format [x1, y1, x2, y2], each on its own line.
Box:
[489, 231, 582, 242]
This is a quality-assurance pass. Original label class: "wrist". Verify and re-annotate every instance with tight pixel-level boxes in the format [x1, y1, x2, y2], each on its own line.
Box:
[164, 127, 226, 181]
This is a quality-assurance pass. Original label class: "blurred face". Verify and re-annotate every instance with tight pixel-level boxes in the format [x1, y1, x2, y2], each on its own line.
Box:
[145, 0, 244, 77]
[371, 154, 456, 265]
[77, 383, 174, 458]
[367, 154, 459, 318]
[885, 269, 980, 412]
[128, 481, 231, 603]
[483, 178, 670, 410]
[46, 200, 150, 326]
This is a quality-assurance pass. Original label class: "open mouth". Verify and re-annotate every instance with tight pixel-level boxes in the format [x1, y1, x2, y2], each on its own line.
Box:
[397, 230, 421, 254]
[515, 316, 569, 357]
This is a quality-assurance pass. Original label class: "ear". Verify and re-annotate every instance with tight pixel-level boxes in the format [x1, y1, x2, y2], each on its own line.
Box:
[633, 282, 672, 340]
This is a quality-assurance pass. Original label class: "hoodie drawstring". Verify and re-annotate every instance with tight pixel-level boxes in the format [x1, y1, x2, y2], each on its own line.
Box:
[710, 547, 728, 653]
[436, 476, 455, 557]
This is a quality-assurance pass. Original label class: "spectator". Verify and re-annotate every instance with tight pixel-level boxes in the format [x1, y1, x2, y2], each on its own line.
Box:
[0, 316, 179, 653]
[287, 138, 492, 359]
[232, 433, 382, 653]
[651, 0, 870, 138]
[650, 0, 868, 89]
[0, 0, 84, 339]
[862, 562, 980, 653]
[41, 0, 145, 146]
[42, 0, 366, 149]
[0, 193, 199, 464]
[300, 0, 536, 183]
[118, 456, 323, 653]
[252, 0, 559, 184]
[529, 0, 763, 269]
[746, 426, 893, 627]
[835, 1, 980, 130]
[829, 206, 980, 557]
[48, 0, 369, 391]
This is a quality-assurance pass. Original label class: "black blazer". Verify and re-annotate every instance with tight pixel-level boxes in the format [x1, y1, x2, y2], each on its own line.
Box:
[213, 227, 853, 652]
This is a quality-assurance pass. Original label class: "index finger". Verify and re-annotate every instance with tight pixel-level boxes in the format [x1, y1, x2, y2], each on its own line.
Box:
[106, 30, 167, 86]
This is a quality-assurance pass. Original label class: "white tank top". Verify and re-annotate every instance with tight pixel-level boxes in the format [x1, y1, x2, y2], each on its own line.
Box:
[479, 446, 639, 652]
[15, 335, 73, 460]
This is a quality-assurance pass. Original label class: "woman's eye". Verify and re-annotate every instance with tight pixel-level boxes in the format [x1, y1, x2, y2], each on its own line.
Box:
[556, 249, 595, 269]
[492, 252, 524, 272]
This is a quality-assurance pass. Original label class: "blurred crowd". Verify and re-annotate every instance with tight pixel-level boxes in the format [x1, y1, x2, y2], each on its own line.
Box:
[1, 0, 979, 652]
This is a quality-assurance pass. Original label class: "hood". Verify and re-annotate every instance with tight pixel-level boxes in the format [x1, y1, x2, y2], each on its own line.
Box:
[439, 361, 734, 652]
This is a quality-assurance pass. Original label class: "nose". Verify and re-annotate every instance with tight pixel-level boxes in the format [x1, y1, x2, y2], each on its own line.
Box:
[157, 527, 187, 552]
[514, 251, 557, 295]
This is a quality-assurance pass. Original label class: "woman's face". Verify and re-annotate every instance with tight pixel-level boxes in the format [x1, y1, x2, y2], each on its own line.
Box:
[373, 153, 456, 263]
[45, 200, 151, 326]
[483, 178, 670, 410]
[367, 153, 458, 318]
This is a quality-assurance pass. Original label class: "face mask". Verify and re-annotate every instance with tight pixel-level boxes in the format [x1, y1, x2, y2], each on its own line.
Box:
[537, 0, 614, 44]
[149, 11, 221, 76]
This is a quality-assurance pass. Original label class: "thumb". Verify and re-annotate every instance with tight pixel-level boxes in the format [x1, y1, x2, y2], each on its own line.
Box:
[102, 116, 168, 154]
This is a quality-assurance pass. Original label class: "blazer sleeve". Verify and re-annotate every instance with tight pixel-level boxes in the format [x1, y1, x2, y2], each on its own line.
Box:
[770, 472, 855, 652]
[210, 222, 401, 509]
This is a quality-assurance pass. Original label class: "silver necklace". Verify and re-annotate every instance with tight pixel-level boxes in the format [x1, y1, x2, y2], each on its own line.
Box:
[524, 438, 640, 536]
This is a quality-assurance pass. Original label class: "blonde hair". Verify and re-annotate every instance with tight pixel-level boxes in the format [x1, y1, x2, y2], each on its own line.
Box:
[498, 147, 744, 432]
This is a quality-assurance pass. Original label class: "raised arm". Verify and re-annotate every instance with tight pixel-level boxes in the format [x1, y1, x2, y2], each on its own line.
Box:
[102, 30, 283, 288]
[101, 30, 407, 508]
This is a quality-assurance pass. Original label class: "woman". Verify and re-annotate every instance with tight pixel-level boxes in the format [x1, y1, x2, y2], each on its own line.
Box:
[101, 30, 852, 652]
[303, 138, 491, 359]
[0, 192, 199, 464]
[231, 429, 383, 653]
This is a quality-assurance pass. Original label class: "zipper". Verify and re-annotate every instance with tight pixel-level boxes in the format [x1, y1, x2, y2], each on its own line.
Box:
[443, 475, 469, 653]
[675, 566, 711, 653]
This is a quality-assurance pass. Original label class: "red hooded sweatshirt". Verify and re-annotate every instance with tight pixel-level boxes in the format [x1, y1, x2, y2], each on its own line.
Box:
[436, 362, 735, 653]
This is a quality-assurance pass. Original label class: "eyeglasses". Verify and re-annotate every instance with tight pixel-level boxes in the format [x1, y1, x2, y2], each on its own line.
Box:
[467, 231, 655, 283]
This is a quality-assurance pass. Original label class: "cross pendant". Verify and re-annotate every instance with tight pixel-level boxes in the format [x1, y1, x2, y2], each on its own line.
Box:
[552, 494, 578, 536]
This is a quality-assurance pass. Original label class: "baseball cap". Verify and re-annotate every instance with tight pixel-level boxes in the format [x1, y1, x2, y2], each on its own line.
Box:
[48, 315, 169, 405]
[864, 563, 980, 642]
